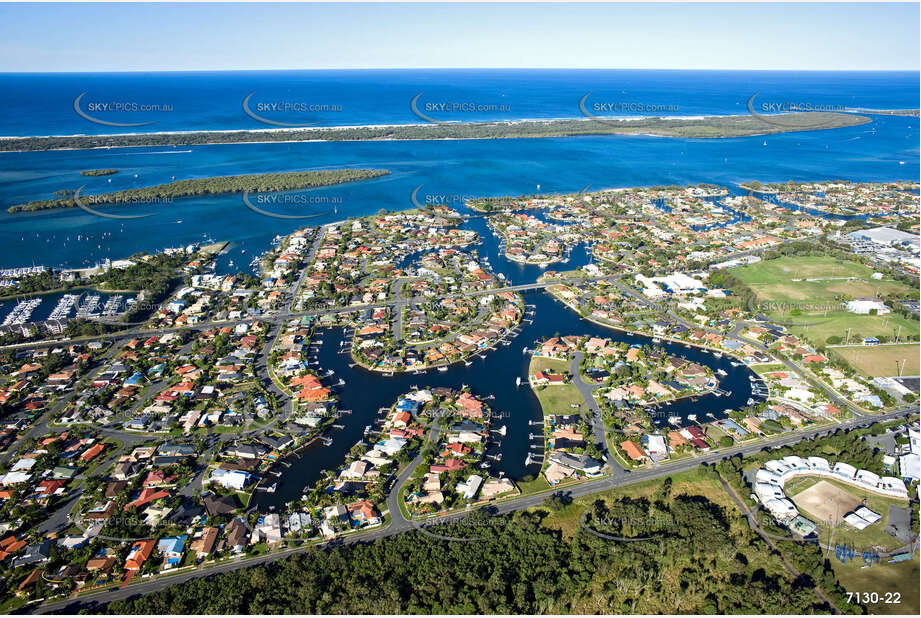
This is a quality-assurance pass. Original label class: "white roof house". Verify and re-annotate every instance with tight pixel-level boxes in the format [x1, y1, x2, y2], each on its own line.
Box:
[764, 498, 798, 521]
[781, 456, 809, 470]
[457, 475, 483, 500]
[833, 462, 857, 480]
[855, 469, 881, 487]
[806, 457, 831, 471]
[764, 460, 791, 476]
[208, 468, 250, 491]
[755, 482, 784, 503]
[879, 476, 910, 497]
[755, 469, 782, 485]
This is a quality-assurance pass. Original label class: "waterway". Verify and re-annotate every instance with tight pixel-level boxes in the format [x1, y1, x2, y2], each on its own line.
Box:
[255, 219, 758, 510]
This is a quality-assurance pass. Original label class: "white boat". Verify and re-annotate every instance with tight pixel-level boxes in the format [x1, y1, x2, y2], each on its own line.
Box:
[668, 416, 681, 426]
[687, 414, 697, 421]
[516, 376, 521, 387]
[438, 366, 448, 372]
[464, 360, 472, 366]
[716, 369, 727, 377]
[713, 351, 723, 358]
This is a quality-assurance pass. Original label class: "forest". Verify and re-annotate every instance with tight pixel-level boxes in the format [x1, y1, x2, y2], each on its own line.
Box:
[1, 112, 870, 153]
[101, 493, 843, 615]
[8, 169, 390, 212]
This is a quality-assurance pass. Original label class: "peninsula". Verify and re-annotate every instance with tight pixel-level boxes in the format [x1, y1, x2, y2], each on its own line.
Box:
[0, 112, 871, 152]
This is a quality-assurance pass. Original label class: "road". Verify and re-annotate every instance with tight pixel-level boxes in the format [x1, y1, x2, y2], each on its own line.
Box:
[568, 351, 614, 470]
[32, 405, 914, 614]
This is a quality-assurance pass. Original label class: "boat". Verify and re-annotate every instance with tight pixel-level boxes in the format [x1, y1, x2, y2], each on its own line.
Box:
[687, 414, 697, 421]
[713, 351, 723, 358]
[464, 360, 472, 366]
[515, 376, 521, 387]
[716, 369, 727, 377]
[265, 483, 277, 493]
[524, 453, 533, 466]
[321, 437, 333, 446]
[438, 366, 448, 372]
[668, 416, 681, 426]
[652, 337, 661, 343]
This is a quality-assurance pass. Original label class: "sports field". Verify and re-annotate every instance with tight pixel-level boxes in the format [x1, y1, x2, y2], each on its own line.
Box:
[779, 311, 920, 347]
[787, 477, 909, 552]
[790, 479, 861, 525]
[735, 256, 916, 302]
[831, 344, 920, 378]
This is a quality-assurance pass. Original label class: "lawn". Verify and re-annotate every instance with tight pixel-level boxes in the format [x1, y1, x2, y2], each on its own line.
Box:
[832, 557, 920, 616]
[735, 256, 914, 303]
[831, 344, 921, 378]
[528, 356, 585, 415]
[770, 309, 920, 349]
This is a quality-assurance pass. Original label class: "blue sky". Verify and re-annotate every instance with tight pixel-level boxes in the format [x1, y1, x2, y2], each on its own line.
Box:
[0, 2, 917, 72]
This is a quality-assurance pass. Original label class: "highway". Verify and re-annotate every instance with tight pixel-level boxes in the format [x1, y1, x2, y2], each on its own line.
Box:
[32, 405, 914, 614]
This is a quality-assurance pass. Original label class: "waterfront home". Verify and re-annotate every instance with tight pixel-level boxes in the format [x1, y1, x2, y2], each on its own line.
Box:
[207, 468, 251, 491]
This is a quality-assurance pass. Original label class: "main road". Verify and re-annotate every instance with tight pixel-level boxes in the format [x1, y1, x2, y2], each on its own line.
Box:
[32, 405, 914, 614]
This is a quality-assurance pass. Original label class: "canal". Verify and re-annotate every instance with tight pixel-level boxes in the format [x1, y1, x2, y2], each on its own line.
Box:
[255, 214, 758, 509]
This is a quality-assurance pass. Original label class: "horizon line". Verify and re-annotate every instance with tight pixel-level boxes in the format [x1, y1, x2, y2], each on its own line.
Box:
[1, 67, 919, 74]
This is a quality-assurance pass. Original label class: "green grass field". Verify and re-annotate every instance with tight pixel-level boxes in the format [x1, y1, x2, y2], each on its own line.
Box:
[528, 356, 585, 415]
[833, 558, 920, 616]
[735, 256, 914, 303]
[768, 309, 920, 350]
[830, 344, 921, 378]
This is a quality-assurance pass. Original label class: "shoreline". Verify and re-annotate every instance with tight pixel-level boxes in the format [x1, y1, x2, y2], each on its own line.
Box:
[0, 112, 874, 153]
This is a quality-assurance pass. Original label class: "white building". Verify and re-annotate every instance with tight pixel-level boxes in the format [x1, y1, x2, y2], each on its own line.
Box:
[207, 468, 250, 491]
[845, 298, 890, 315]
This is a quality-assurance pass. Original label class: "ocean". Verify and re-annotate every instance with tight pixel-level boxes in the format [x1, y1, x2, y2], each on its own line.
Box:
[0, 69, 917, 270]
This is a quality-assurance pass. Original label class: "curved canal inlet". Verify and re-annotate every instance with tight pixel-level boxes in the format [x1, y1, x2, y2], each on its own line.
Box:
[255, 213, 758, 509]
